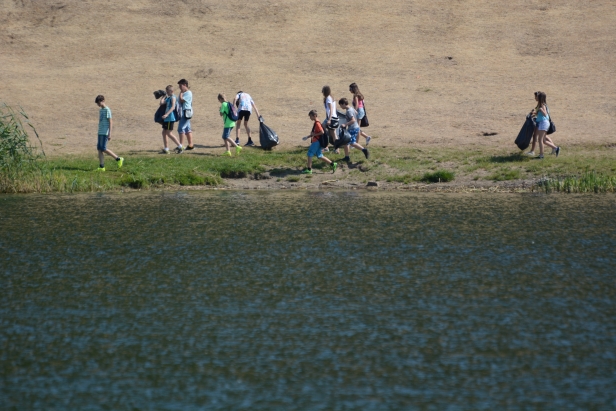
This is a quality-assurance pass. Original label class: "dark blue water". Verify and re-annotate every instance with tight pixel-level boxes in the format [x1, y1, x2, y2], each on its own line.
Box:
[1, 191, 615, 410]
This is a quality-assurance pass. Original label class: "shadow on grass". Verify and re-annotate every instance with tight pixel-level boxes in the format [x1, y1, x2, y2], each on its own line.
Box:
[489, 153, 529, 163]
[269, 167, 303, 177]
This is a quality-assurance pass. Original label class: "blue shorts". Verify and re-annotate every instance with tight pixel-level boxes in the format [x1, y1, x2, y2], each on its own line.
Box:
[307, 141, 323, 158]
[348, 127, 360, 144]
[97, 134, 108, 151]
[357, 107, 365, 120]
[536, 119, 550, 131]
[178, 117, 191, 134]
[222, 127, 234, 140]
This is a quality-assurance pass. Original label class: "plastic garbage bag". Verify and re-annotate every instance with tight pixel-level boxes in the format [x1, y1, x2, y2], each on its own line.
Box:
[334, 127, 352, 149]
[259, 117, 279, 149]
[154, 105, 166, 124]
[515, 114, 535, 151]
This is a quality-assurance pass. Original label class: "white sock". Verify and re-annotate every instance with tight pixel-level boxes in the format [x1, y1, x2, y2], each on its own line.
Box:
[164, 147, 169, 150]
[178, 145, 183, 148]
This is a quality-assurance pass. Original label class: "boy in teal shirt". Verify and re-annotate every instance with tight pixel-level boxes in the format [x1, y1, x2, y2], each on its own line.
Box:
[218, 93, 242, 156]
[95, 95, 123, 171]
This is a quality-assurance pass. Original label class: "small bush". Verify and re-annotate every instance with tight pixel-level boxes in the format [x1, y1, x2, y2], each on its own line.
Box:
[421, 170, 455, 183]
[0, 103, 44, 170]
[536, 171, 616, 193]
[176, 172, 206, 186]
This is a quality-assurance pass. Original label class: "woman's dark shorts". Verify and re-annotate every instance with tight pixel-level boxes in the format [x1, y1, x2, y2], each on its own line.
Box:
[162, 121, 175, 131]
[238, 110, 251, 121]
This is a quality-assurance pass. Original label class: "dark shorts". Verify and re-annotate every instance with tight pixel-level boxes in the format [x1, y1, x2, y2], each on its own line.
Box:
[238, 110, 251, 121]
[222, 127, 234, 140]
[326, 117, 339, 130]
[162, 121, 175, 131]
[97, 134, 108, 151]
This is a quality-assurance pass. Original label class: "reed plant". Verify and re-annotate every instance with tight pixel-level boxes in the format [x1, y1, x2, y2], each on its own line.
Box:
[0, 103, 44, 170]
[535, 171, 616, 193]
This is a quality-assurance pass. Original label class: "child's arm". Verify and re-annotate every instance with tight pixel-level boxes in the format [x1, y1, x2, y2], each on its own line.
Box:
[539, 105, 548, 117]
[108, 118, 113, 140]
[162, 96, 176, 119]
[251, 101, 261, 120]
[178, 92, 185, 104]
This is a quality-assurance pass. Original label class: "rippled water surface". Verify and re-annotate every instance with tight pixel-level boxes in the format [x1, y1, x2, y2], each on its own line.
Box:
[1, 191, 615, 410]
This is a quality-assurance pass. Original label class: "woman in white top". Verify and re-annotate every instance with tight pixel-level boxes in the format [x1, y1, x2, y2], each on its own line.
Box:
[321, 85, 339, 151]
[232, 91, 261, 147]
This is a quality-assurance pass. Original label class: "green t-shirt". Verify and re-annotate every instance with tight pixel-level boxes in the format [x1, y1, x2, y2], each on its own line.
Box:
[220, 102, 236, 128]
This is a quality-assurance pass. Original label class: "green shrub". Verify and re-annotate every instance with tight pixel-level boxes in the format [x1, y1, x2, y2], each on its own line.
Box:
[420, 170, 455, 183]
[0, 103, 44, 170]
[489, 169, 520, 181]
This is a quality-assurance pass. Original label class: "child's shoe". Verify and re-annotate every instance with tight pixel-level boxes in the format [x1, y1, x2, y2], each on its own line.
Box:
[526, 151, 534, 156]
[236, 146, 242, 155]
[235, 138, 241, 146]
[222, 150, 232, 156]
[116, 157, 124, 169]
[186, 145, 195, 150]
[362, 148, 370, 159]
[365, 136, 371, 146]
[301, 168, 313, 175]
[175, 146, 185, 154]
[95, 167, 105, 172]
[322, 147, 329, 152]
[331, 162, 338, 173]
[555, 147, 560, 157]
[341, 156, 351, 163]
[161, 148, 170, 154]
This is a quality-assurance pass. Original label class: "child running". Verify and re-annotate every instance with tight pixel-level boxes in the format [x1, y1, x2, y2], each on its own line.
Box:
[218, 93, 242, 156]
[338, 98, 370, 162]
[94, 95, 123, 171]
[301, 110, 337, 174]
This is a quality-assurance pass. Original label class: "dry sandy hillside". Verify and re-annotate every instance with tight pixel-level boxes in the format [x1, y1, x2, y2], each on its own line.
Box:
[1, 0, 615, 156]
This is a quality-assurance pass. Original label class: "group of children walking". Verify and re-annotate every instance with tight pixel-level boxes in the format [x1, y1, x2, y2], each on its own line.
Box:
[94, 80, 373, 174]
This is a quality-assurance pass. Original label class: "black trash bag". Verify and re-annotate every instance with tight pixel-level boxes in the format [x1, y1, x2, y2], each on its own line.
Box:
[259, 119, 279, 149]
[515, 114, 535, 151]
[154, 105, 166, 124]
[334, 127, 351, 149]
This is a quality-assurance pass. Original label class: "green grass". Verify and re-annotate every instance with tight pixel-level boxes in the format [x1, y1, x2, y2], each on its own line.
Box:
[1, 145, 615, 193]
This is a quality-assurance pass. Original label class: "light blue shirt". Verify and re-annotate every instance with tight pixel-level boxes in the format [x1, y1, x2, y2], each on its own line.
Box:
[181, 90, 192, 110]
[98, 106, 111, 135]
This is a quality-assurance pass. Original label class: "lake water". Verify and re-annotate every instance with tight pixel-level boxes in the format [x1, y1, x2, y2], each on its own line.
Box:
[1, 191, 615, 410]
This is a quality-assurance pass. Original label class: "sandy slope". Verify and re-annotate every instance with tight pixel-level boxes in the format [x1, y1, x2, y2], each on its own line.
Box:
[1, 0, 615, 156]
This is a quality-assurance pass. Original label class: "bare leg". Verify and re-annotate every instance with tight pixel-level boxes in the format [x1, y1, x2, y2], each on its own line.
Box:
[344, 145, 350, 157]
[245, 120, 251, 139]
[98, 150, 105, 166]
[185, 131, 193, 147]
[307, 156, 313, 169]
[350, 142, 364, 151]
[529, 127, 538, 153]
[320, 156, 332, 165]
[103, 149, 118, 160]
[162, 130, 168, 148]
[542, 135, 557, 150]
[537, 130, 547, 156]
[164, 130, 181, 147]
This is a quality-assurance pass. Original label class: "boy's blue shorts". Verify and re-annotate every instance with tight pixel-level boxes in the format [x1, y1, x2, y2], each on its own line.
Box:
[222, 127, 233, 140]
[349, 127, 360, 144]
[178, 118, 191, 134]
[307, 141, 323, 158]
[97, 134, 108, 151]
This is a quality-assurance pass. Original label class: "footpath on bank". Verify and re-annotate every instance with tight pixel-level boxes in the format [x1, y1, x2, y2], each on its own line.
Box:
[2, 145, 615, 194]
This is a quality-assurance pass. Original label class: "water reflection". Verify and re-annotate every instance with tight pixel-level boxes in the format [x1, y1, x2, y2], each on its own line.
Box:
[1, 192, 615, 410]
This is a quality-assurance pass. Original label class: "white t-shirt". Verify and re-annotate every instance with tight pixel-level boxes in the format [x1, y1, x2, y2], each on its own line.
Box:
[324, 96, 337, 119]
[235, 92, 254, 112]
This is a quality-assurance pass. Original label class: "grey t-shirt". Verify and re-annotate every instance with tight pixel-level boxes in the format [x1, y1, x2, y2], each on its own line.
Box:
[345, 107, 360, 130]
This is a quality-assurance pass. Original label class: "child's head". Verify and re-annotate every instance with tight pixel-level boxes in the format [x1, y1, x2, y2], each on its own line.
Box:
[308, 109, 318, 120]
[217, 93, 226, 102]
[166, 85, 174, 95]
[177, 79, 189, 91]
[338, 98, 349, 108]
[349, 83, 364, 101]
[321, 85, 331, 97]
[537, 92, 547, 106]
[95, 95, 105, 107]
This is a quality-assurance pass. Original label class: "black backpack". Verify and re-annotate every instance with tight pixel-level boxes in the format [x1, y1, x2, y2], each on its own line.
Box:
[226, 101, 239, 121]
[317, 123, 329, 148]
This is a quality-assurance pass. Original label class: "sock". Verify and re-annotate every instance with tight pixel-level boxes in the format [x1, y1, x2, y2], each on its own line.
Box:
[100, 164, 104, 168]
[178, 145, 183, 148]
[116, 157, 121, 161]
[164, 147, 169, 150]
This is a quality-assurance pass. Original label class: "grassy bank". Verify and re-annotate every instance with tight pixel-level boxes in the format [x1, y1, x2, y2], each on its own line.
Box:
[1, 145, 615, 193]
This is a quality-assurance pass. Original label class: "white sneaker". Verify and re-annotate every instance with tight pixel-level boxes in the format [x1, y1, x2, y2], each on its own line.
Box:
[365, 136, 371, 146]
[526, 151, 535, 156]
[322, 147, 329, 152]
